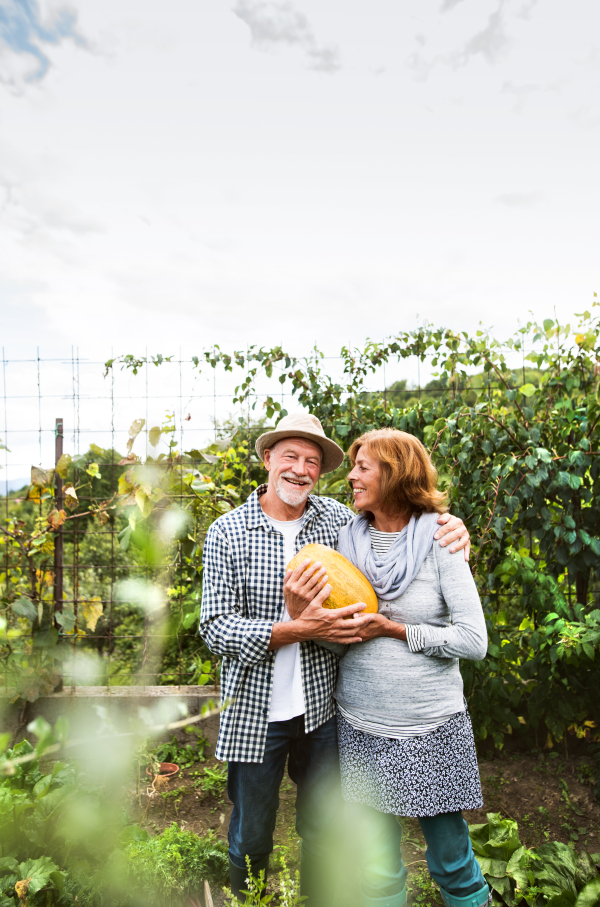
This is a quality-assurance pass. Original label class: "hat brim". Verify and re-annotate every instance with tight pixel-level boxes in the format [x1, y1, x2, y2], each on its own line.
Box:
[255, 429, 345, 474]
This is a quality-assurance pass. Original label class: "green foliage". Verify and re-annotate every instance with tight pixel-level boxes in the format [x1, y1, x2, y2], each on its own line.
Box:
[2, 727, 600, 907]
[0, 740, 76, 861]
[407, 865, 443, 907]
[470, 812, 600, 906]
[106, 304, 600, 751]
[0, 735, 231, 907]
[4, 303, 600, 757]
[0, 444, 128, 698]
[575, 879, 600, 907]
[0, 740, 79, 906]
[195, 764, 228, 799]
[122, 823, 229, 899]
[0, 856, 66, 907]
[225, 855, 304, 907]
[461, 602, 600, 750]
[152, 730, 208, 769]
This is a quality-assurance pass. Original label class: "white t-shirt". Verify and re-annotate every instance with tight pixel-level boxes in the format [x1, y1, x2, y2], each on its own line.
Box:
[265, 514, 306, 722]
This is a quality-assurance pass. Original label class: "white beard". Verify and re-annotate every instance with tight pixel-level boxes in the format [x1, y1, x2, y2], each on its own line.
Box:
[275, 472, 314, 506]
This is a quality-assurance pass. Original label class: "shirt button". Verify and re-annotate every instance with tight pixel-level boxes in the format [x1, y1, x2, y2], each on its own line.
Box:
[279, 572, 284, 577]
[262, 708, 269, 716]
[279, 542, 283, 546]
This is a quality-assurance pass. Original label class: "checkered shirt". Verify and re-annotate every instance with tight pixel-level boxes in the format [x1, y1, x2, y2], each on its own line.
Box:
[200, 484, 354, 763]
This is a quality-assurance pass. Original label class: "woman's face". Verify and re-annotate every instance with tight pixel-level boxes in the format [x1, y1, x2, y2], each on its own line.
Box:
[347, 446, 383, 513]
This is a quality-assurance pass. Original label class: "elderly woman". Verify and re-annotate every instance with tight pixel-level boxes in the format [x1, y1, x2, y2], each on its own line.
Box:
[290, 428, 490, 907]
[331, 428, 490, 907]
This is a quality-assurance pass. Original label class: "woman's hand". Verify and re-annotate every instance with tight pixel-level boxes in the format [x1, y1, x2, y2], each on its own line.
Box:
[435, 513, 471, 561]
[354, 613, 407, 642]
[284, 559, 329, 618]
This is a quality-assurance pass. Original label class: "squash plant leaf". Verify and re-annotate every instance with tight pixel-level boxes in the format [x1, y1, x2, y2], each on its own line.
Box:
[575, 879, 600, 907]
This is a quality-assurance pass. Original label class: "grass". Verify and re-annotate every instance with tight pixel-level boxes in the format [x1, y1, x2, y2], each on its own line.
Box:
[486, 770, 509, 797]
[408, 866, 443, 907]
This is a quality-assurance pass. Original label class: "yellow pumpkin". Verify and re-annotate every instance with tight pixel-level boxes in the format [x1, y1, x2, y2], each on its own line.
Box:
[287, 543, 378, 614]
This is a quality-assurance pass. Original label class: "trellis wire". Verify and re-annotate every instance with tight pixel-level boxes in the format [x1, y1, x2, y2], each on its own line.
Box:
[0, 346, 592, 692]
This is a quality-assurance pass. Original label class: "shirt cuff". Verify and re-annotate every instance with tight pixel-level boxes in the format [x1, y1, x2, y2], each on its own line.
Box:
[239, 620, 275, 665]
[405, 624, 426, 653]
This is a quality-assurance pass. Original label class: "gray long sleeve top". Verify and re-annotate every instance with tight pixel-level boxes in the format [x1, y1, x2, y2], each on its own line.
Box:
[333, 541, 488, 730]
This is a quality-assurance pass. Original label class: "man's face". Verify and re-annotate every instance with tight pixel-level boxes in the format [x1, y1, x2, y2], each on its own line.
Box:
[264, 438, 322, 507]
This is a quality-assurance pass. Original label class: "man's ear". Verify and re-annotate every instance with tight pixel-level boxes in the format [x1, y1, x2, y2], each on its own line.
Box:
[263, 449, 272, 472]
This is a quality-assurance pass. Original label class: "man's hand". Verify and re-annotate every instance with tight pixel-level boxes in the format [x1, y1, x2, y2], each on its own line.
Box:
[295, 597, 374, 643]
[269, 598, 374, 649]
[435, 513, 471, 561]
[284, 559, 329, 619]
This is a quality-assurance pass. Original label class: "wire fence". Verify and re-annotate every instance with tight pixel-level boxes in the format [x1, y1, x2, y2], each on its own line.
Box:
[0, 342, 588, 692]
[2, 347, 413, 690]
[1, 341, 539, 490]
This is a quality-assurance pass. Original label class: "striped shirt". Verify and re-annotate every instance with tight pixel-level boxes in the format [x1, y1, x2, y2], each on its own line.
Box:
[367, 525, 426, 654]
[200, 484, 354, 763]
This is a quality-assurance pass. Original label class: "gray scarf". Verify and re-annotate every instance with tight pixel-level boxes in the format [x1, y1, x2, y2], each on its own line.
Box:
[337, 511, 439, 601]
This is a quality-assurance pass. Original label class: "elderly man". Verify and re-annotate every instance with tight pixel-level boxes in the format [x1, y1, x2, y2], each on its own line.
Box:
[200, 413, 470, 905]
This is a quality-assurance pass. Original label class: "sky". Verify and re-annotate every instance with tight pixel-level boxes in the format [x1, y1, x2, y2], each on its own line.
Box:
[0, 0, 598, 361]
[0, 0, 599, 480]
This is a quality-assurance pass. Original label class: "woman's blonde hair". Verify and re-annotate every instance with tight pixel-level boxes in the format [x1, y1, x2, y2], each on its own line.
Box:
[348, 428, 448, 517]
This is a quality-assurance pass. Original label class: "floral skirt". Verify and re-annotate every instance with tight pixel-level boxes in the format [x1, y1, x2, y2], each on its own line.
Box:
[337, 709, 483, 817]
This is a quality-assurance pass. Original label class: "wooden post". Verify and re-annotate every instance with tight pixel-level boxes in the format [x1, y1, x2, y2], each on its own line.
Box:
[53, 418, 64, 623]
[203, 880, 214, 907]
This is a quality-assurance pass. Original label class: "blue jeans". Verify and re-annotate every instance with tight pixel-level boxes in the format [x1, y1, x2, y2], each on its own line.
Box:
[346, 802, 486, 899]
[227, 715, 342, 869]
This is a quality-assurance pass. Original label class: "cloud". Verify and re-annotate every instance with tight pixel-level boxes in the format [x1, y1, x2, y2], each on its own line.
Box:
[495, 191, 543, 208]
[440, 0, 466, 11]
[232, 0, 340, 73]
[513, 0, 539, 21]
[0, 0, 87, 89]
[453, 1, 511, 67]
[568, 105, 600, 131]
[502, 79, 563, 113]
[409, 0, 512, 80]
[0, 169, 104, 265]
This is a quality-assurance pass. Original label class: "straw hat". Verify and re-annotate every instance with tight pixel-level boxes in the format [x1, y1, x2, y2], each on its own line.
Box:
[255, 413, 345, 474]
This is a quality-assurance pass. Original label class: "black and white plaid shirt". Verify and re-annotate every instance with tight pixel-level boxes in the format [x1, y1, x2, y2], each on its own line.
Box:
[200, 484, 354, 762]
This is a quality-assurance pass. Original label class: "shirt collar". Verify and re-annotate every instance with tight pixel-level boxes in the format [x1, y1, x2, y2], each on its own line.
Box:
[246, 483, 325, 531]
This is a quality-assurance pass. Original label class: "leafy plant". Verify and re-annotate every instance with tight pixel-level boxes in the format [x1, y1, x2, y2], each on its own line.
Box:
[0, 738, 76, 862]
[224, 855, 304, 907]
[469, 812, 600, 906]
[573, 879, 600, 907]
[408, 865, 442, 907]
[104, 302, 600, 751]
[0, 856, 66, 907]
[3, 304, 600, 752]
[152, 731, 208, 769]
[0, 738, 81, 906]
[159, 786, 187, 803]
[122, 823, 229, 902]
[193, 657, 220, 686]
[195, 764, 228, 799]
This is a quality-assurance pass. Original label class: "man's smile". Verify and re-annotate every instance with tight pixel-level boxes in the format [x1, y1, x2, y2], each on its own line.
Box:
[274, 471, 314, 505]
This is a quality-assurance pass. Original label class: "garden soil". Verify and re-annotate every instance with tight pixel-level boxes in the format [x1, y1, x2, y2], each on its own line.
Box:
[136, 749, 600, 907]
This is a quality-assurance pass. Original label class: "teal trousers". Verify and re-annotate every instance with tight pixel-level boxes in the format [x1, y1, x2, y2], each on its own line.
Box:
[346, 802, 486, 901]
